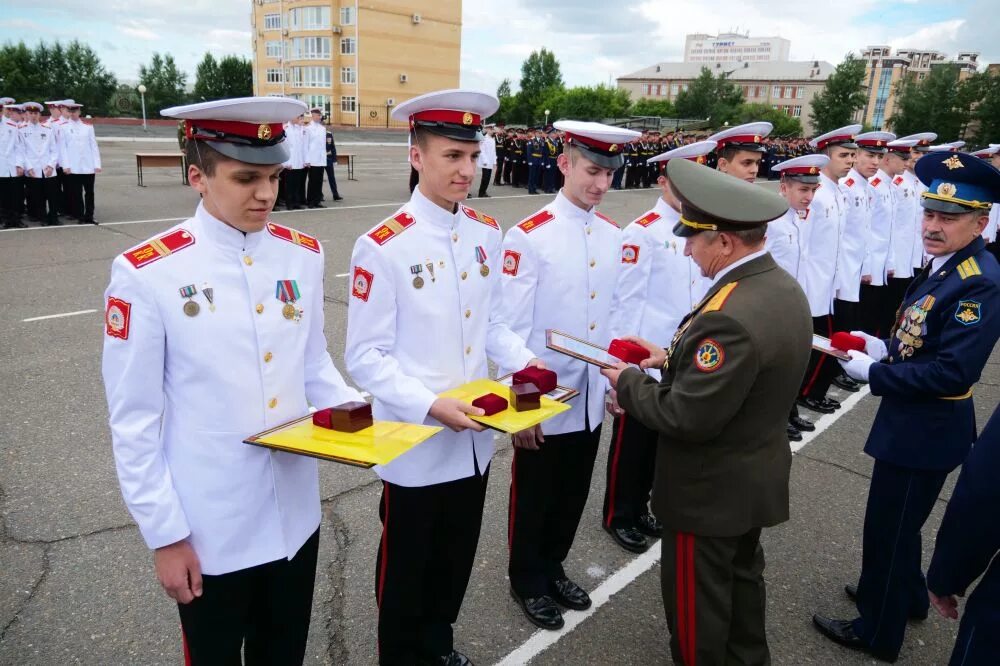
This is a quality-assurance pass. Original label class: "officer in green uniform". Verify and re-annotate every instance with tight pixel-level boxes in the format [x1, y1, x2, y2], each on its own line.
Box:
[602, 158, 813, 666]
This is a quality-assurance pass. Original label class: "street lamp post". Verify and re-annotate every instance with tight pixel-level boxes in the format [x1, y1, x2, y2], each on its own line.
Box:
[544, 108, 550, 128]
[137, 84, 147, 132]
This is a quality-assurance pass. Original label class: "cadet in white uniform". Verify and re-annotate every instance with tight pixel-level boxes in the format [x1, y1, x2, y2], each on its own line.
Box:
[602, 140, 714, 555]
[281, 114, 307, 209]
[0, 97, 25, 229]
[345, 90, 536, 666]
[103, 97, 361, 665]
[58, 101, 101, 224]
[304, 107, 328, 208]
[710, 121, 773, 183]
[885, 139, 920, 315]
[797, 126, 859, 413]
[862, 132, 898, 336]
[19, 102, 61, 226]
[498, 120, 639, 631]
[903, 134, 938, 270]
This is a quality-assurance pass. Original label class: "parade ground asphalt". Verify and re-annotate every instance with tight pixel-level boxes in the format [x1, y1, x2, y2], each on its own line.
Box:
[2, 141, 999, 665]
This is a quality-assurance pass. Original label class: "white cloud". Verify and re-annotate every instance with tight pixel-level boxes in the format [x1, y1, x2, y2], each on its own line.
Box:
[889, 19, 966, 52]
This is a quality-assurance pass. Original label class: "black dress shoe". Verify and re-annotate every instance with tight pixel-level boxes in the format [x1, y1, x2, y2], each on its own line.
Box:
[845, 585, 927, 620]
[636, 513, 663, 538]
[308, 203, 325, 208]
[832, 374, 861, 392]
[821, 397, 842, 410]
[812, 614, 898, 662]
[787, 424, 803, 441]
[603, 524, 649, 553]
[509, 588, 564, 630]
[421, 650, 474, 666]
[797, 397, 835, 414]
[481, 193, 491, 198]
[790, 415, 815, 432]
[333, 196, 344, 201]
[549, 577, 592, 611]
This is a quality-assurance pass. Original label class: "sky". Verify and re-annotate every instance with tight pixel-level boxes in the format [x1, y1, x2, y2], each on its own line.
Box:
[1, 0, 995, 92]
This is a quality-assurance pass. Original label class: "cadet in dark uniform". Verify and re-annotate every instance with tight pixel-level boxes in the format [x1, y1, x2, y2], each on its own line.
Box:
[813, 150, 1000, 662]
[324, 123, 343, 202]
[927, 404, 1000, 666]
[542, 128, 558, 194]
[493, 127, 506, 186]
[603, 158, 813, 666]
[526, 128, 543, 194]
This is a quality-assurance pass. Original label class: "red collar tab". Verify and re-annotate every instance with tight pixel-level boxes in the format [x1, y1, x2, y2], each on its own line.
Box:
[410, 109, 481, 129]
[814, 134, 854, 150]
[717, 134, 762, 147]
[185, 119, 285, 145]
[564, 132, 622, 154]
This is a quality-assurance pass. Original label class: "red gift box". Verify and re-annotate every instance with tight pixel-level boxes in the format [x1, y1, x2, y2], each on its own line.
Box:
[513, 367, 557, 394]
[608, 339, 651, 365]
[313, 401, 373, 433]
[510, 383, 541, 412]
[830, 332, 866, 353]
[472, 393, 508, 416]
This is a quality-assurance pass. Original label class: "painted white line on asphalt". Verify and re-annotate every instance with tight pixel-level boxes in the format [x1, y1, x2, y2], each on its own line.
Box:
[22, 309, 98, 322]
[493, 387, 872, 665]
[0, 189, 646, 233]
[791, 385, 871, 453]
[494, 546, 661, 666]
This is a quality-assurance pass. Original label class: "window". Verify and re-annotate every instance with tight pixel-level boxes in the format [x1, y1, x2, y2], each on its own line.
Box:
[341, 67, 356, 84]
[266, 68, 284, 84]
[341, 96, 357, 113]
[670, 83, 680, 97]
[772, 85, 780, 98]
[341, 37, 356, 55]
[264, 13, 282, 30]
[290, 66, 331, 88]
[792, 106, 802, 117]
[290, 37, 331, 59]
[265, 41, 284, 58]
[305, 95, 330, 117]
[340, 6, 355, 25]
[795, 86, 804, 99]
[641, 83, 650, 96]
[288, 6, 331, 30]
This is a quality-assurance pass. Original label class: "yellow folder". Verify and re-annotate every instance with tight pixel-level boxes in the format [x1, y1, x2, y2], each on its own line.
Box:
[440, 378, 573, 434]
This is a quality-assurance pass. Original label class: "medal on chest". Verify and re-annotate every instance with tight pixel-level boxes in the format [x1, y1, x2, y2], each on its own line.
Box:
[202, 283, 215, 312]
[410, 264, 424, 289]
[275, 280, 303, 322]
[894, 295, 935, 359]
[179, 284, 199, 317]
[475, 245, 489, 277]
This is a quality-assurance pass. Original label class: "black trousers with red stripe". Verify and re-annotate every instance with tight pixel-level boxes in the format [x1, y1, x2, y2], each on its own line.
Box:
[508, 426, 602, 598]
[860, 283, 896, 337]
[800, 315, 839, 400]
[177, 528, 319, 666]
[602, 414, 657, 529]
[661, 527, 769, 666]
[375, 468, 490, 665]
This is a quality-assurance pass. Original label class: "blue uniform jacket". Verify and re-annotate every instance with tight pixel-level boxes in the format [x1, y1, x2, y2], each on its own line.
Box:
[927, 405, 1000, 616]
[526, 139, 543, 167]
[867, 236, 1000, 471]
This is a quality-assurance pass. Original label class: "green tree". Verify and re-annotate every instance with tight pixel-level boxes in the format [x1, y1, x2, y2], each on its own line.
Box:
[540, 85, 631, 122]
[673, 67, 744, 124]
[193, 53, 221, 100]
[630, 98, 675, 118]
[216, 56, 252, 97]
[140, 52, 188, 114]
[0, 40, 117, 115]
[809, 53, 867, 134]
[735, 103, 803, 137]
[971, 71, 1000, 146]
[888, 64, 976, 140]
[512, 48, 564, 123]
[61, 41, 118, 115]
[495, 78, 515, 124]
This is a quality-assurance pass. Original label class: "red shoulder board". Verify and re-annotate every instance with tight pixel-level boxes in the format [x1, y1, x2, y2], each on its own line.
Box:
[844, 178, 855, 187]
[517, 210, 554, 234]
[267, 222, 321, 253]
[893, 175, 904, 186]
[595, 211, 619, 228]
[368, 212, 416, 246]
[123, 228, 195, 269]
[634, 211, 661, 227]
[871, 177, 882, 187]
[462, 206, 499, 229]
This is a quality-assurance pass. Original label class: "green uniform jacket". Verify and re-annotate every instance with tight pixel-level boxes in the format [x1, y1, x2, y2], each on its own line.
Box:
[617, 253, 812, 537]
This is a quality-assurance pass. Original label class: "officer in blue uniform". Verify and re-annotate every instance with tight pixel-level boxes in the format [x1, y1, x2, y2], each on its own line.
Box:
[542, 128, 558, 194]
[813, 150, 1000, 662]
[926, 404, 1000, 665]
[526, 128, 543, 195]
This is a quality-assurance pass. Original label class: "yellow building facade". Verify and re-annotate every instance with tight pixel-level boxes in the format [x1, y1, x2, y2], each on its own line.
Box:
[250, 0, 461, 126]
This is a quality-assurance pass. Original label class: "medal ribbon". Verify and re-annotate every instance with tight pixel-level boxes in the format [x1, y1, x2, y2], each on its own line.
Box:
[475, 246, 487, 265]
[275, 280, 300, 303]
[179, 284, 197, 298]
[410, 264, 423, 275]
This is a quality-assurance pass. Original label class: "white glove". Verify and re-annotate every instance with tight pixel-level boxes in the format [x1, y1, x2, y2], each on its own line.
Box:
[839, 349, 876, 381]
[850, 330, 888, 362]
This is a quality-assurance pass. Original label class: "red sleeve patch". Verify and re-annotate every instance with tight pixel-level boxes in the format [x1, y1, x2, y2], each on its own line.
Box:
[693, 338, 725, 372]
[502, 249, 521, 276]
[267, 222, 321, 253]
[105, 297, 131, 339]
[124, 228, 195, 269]
[517, 210, 554, 233]
[621, 244, 640, 264]
[351, 266, 374, 301]
[635, 211, 661, 227]
[368, 212, 416, 246]
[595, 211, 619, 228]
[462, 206, 500, 229]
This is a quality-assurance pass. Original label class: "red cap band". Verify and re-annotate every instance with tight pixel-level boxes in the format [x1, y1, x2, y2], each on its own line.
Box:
[717, 134, 762, 147]
[814, 134, 854, 150]
[186, 119, 284, 144]
[410, 109, 482, 128]
[564, 132, 623, 154]
[781, 165, 821, 176]
[856, 138, 887, 148]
